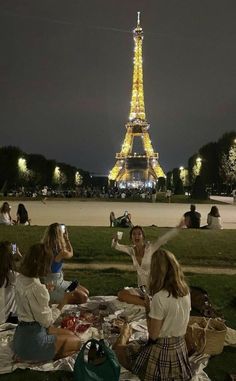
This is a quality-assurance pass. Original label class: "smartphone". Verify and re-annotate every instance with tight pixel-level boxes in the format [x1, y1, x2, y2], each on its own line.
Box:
[60, 224, 66, 234]
[11, 243, 17, 255]
[65, 280, 79, 293]
[139, 285, 147, 296]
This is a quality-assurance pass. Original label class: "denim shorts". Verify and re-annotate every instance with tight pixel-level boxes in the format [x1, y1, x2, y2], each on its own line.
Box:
[13, 321, 56, 362]
[41, 272, 71, 304]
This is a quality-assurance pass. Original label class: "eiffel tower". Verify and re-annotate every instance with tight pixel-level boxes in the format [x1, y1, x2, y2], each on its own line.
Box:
[108, 12, 165, 188]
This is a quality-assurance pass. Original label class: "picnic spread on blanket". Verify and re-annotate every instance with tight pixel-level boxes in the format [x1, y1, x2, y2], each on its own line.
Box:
[1, 295, 235, 380]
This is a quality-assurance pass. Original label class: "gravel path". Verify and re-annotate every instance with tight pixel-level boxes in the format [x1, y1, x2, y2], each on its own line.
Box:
[64, 262, 236, 275]
[5, 198, 236, 228]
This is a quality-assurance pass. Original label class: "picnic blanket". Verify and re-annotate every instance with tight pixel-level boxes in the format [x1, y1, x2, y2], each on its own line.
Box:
[0, 296, 215, 380]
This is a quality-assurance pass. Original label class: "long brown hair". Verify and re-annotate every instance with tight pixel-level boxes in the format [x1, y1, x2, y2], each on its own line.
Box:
[0, 241, 14, 287]
[42, 223, 65, 253]
[0, 202, 10, 214]
[209, 206, 220, 217]
[149, 249, 189, 298]
[20, 243, 52, 278]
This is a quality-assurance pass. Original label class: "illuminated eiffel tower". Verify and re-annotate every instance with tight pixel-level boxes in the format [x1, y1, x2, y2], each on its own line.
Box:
[109, 12, 165, 188]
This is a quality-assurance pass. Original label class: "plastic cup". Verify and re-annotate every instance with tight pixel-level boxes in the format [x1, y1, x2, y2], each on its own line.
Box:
[117, 231, 123, 240]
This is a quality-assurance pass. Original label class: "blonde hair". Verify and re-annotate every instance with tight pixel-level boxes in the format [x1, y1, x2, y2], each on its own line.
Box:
[149, 249, 189, 298]
[42, 223, 65, 253]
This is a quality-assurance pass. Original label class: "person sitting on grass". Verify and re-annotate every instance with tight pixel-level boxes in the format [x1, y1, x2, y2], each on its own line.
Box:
[41, 223, 89, 305]
[184, 204, 201, 228]
[202, 206, 223, 230]
[111, 219, 185, 306]
[110, 211, 133, 228]
[0, 241, 20, 324]
[0, 202, 14, 225]
[13, 243, 82, 362]
[113, 248, 192, 381]
[16, 203, 31, 225]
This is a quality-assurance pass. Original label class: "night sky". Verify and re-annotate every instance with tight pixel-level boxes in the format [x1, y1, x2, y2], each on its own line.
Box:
[0, 0, 235, 175]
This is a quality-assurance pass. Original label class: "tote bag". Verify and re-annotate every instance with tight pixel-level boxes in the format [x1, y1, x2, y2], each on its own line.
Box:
[185, 316, 226, 356]
[74, 339, 120, 381]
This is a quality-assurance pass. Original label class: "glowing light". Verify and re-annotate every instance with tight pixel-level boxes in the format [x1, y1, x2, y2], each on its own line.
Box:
[54, 166, 60, 182]
[75, 171, 82, 185]
[18, 158, 27, 173]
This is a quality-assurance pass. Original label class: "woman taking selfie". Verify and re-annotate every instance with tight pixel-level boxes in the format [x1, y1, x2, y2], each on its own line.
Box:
[13, 243, 82, 362]
[114, 248, 192, 381]
[41, 223, 89, 304]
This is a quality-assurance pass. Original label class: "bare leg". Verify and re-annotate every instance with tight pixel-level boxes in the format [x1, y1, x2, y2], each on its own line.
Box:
[49, 327, 81, 359]
[67, 285, 89, 304]
[118, 289, 146, 307]
[113, 323, 132, 370]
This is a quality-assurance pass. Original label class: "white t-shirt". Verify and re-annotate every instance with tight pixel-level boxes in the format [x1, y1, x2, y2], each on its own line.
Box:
[15, 274, 61, 328]
[207, 215, 223, 229]
[0, 212, 12, 225]
[149, 290, 191, 337]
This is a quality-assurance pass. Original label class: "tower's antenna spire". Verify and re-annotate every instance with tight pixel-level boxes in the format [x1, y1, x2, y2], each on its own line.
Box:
[137, 11, 140, 27]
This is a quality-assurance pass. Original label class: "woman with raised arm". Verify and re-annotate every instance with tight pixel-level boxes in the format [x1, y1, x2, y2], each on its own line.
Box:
[41, 223, 89, 304]
[111, 220, 184, 306]
[113, 248, 192, 381]
[13, 243, 82, 362]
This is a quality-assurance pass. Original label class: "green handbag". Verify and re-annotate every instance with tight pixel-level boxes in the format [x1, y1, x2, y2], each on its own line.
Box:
[74, 339, 121, 381]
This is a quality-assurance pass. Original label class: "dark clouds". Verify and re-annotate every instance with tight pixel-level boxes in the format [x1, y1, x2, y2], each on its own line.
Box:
[0, 0, 235, 174]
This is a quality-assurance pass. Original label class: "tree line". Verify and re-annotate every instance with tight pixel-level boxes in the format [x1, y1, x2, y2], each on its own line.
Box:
[166, 131, 236, 198]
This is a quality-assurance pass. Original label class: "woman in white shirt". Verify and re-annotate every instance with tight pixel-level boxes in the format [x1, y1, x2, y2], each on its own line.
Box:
[0, 202, 13, 225]
[205, 206, 223, 229]
[114, 248, 192, 380]
[111, 221, 183, 306]
[13, 243, 81, 362]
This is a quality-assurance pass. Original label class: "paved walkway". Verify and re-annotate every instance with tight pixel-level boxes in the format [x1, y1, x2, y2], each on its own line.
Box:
[5, 198, 236, 228]
[64, 262, 236, 275]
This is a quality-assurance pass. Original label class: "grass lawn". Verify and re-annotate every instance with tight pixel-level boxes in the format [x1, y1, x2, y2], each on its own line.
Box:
[1, 225, 236, 267]
[0, 225, 236, 381]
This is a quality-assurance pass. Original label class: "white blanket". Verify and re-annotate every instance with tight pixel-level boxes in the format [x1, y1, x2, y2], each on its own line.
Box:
[0, 296, 211, 380]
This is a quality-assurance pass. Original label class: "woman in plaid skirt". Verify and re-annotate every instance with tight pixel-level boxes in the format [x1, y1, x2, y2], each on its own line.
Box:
[114, 248, 192, 381]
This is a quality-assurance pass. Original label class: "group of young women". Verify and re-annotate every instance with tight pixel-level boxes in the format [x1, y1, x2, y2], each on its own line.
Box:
[0, 223, 89, 362]
[0, 202, 31, 225]
[0, 218, 193, 380]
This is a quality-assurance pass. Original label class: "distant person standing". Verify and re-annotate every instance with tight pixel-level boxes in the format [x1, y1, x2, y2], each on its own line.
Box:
[184, 204, 201, 228]
[151, 188, 157, 203]
[166, 189, 172, 203]
[232, 189, 236, 203]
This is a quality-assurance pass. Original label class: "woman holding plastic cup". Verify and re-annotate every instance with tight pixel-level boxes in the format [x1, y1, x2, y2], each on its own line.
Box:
[111, 220, 185, 306]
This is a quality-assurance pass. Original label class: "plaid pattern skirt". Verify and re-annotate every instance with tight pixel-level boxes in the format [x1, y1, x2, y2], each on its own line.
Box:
[127, 336, 192, 381]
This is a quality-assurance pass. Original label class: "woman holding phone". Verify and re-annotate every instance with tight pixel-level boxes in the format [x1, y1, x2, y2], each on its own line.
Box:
[41, 223, 89, 304]
[13, 243, 82, 362]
